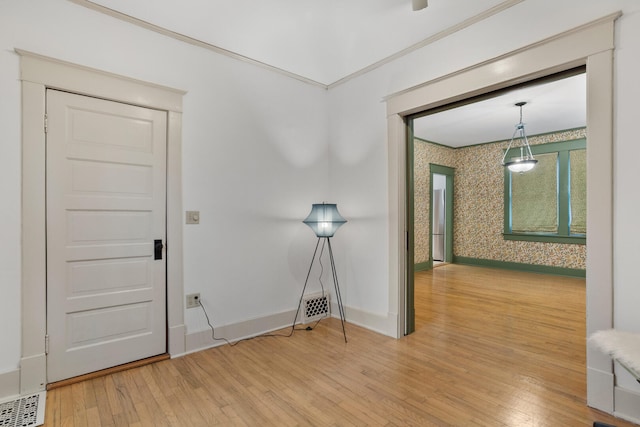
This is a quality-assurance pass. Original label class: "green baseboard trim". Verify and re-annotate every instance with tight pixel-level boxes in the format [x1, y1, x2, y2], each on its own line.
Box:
[452, 256, 586, 278]
[414, 261, 431, 272]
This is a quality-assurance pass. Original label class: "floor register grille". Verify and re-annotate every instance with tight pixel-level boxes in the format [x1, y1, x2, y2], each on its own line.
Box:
[0, 392, 45, 427]
[303, 292, 330, 323]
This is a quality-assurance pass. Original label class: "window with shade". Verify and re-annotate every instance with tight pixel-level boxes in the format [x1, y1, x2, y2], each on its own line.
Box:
[504, 138, 586, 244]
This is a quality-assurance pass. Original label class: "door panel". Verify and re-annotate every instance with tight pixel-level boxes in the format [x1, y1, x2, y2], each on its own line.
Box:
[46, 89, 167, 383]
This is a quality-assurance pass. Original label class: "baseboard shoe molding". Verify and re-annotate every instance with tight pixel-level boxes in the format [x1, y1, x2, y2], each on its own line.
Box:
[0, 368, 20, 401]
[184, 309, 298, 355]
[339, 303, 396, 338]
[19, 353, 46, 396]
[453, 256, 586, 278]
[614, 386, 640, 424]
[587, 366, 614, 413]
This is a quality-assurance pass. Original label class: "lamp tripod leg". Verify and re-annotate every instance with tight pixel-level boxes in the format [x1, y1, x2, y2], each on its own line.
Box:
[327, 238, 347, 343]
[291, 237, 322, 333]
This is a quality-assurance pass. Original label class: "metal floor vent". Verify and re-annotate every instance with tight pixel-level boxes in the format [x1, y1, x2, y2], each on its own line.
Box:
[303, 292, 330, 323]
[0, 392, 45, 427]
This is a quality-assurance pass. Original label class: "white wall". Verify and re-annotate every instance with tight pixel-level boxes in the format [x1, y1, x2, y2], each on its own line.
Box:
[0, 0, 328, 378]
[328, 0, 640, 393]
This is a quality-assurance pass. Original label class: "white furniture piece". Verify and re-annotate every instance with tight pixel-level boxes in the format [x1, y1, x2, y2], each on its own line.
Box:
[590, 329, 640, 384]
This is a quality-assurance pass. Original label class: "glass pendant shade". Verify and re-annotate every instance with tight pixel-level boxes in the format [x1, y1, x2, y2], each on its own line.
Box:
[504, 157, 537, 173]
[303, 203, 346, 237]
[502, 102, 537, 173]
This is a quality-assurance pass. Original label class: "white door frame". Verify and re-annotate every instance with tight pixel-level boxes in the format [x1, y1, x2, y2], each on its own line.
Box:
[18, 50, 186, 394]
[385, 14, 618, 412]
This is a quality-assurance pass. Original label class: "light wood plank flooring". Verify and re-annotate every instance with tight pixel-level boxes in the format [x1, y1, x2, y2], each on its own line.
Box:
[44, 265, 638, 426]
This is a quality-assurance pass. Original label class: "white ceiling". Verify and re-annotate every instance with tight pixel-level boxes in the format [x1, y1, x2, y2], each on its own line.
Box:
[81, 0, 585, 144]
[86, 0, 513, 85]
[413, 72, 586, 147]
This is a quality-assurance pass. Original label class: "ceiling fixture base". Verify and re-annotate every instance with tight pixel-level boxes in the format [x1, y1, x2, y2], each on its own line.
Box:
[412, 0, 428, 11]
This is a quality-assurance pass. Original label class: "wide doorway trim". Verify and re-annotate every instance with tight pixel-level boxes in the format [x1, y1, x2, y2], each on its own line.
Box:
[18, 49, 186, 394]
[385, 13, 618, 412]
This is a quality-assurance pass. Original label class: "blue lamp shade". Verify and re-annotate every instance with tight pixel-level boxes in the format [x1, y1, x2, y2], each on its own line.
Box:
[303, 203, 347, 237]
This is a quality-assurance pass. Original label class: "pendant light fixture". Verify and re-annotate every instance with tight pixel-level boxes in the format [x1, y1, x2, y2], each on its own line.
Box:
[502, 102, 537, 173]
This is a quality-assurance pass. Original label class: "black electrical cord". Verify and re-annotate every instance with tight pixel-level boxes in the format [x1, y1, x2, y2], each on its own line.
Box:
[317, 239, 327, 307]
[198, 297, 324, 347]
[197, 238, 330, 347]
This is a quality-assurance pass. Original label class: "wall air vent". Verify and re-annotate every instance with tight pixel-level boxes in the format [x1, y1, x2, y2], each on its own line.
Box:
[302, 292, 330, 324]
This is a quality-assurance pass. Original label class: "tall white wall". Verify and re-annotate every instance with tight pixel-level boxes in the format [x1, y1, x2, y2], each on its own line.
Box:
[328, 0, 640, 392]
[0, 0, 328, 378]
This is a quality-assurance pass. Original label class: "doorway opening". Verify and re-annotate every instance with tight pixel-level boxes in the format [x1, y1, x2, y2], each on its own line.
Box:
[432, 173, 446, 265]
[407, 68, 587, 333]
[386, 15, 616, 411]
[430, 166, 454, 268]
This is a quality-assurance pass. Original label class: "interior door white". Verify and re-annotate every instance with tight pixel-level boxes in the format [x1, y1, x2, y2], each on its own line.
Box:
[46, 89, 167, 382]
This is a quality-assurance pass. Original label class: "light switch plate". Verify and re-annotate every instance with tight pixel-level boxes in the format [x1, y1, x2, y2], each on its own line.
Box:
[186, 210, 200, 224]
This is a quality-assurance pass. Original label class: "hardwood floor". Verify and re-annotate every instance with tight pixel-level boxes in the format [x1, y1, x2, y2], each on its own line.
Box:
[44, 265, 638, 426]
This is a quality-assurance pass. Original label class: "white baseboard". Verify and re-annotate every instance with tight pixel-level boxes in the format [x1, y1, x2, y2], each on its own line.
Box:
[614, 386, 640, 424]
[183, 303, 397, 357]
[168, 323, 186, 356]
[19, 353, 46, 395]
[184, 309, 298, 355]
[587, 366, 614, 412]
[339, 303, 396, 338]
[0, 368, 20, 401]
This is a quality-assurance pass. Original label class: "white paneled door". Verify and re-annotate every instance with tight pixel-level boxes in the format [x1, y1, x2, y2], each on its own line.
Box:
[46, 89, 167, 383]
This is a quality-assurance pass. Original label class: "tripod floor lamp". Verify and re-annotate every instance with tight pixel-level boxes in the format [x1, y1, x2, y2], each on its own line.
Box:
[295, 203, 348, 342]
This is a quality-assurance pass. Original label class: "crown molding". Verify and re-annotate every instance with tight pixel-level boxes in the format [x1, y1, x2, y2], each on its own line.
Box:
[69, 0, 523, 90]
[70, 0, 328, 89]
[327, 0, 524, 89]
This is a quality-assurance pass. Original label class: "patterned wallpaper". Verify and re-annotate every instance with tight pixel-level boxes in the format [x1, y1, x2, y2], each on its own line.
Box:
[413, 128, 587, 269]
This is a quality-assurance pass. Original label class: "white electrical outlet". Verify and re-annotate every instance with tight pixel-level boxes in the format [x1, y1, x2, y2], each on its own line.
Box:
[186, 293, 200, 309]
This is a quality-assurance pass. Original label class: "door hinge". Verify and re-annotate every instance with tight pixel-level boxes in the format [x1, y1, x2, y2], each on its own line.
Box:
[45, 335, 49, 355]
[44, 114, 48, 134]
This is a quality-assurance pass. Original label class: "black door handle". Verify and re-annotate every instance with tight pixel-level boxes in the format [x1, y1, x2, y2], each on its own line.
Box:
[154, 239, 163, 260]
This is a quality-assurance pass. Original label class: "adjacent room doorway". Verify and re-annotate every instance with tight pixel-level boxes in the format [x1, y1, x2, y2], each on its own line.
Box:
[430, 166, 454, 266]
[385, 15, 616, 411]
